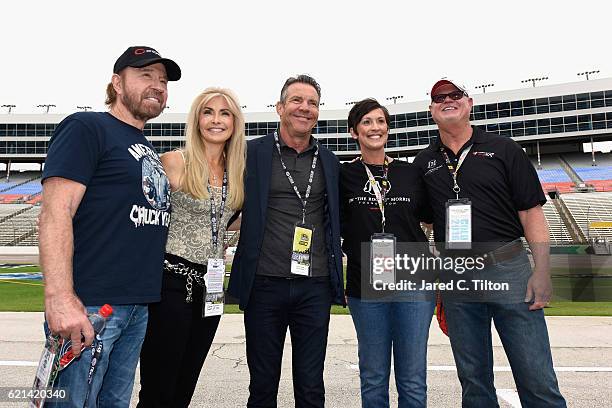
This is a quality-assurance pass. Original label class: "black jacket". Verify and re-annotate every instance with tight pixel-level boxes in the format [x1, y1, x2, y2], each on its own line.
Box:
[228, 133, 345, 309]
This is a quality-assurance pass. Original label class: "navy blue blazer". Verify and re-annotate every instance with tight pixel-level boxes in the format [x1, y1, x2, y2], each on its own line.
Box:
[228, 133, 345, 310]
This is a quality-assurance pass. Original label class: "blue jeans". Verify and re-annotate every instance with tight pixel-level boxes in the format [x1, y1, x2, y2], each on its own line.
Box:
[348, 297, 434, 408]
[45, 304, 148, 408]
[443, 252, 566, 408]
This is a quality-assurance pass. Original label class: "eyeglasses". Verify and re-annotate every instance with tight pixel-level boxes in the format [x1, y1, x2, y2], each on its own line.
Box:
[431, 91, 467, 104]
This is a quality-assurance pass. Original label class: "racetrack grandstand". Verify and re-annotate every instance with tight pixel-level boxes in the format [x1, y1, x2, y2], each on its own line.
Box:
[0, 161, 609, 251]
[0, 78, 611, 252]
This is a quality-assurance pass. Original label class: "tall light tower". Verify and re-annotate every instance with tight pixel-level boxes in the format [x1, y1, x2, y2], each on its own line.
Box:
[37, 104, 56, 113]
[577, 70, 600, 81]
[521, 77, 548, 87]
[1, 104, 16, 114]
[475, 83, 495, 94]
[386, 95, 403, 104]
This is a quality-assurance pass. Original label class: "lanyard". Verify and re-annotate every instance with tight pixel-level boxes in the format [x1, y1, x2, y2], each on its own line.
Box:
[273, 131, 319, 224]
[440, 144, 472, 199]
[208, 169, 228, 251]
[361, 157, 390, 232]
[83, 339, 103, 408]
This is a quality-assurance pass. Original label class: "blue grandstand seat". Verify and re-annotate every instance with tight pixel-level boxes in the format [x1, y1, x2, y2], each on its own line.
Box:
[574, 166, 612, 181]
[3, 182, 42, 195]
[536, 169, 571, 183]
[0, 182, 18, 191]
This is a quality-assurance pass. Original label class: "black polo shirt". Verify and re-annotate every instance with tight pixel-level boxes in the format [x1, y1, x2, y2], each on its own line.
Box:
[413, 126, 546, 244]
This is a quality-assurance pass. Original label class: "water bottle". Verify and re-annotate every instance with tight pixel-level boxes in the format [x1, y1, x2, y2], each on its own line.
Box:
[30, 304, 113, 407]
[58, 304, 113, 369]
[87, 304, 113, 333]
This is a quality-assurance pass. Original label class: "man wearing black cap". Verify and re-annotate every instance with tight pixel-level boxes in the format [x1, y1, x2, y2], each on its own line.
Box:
[39, 46, 181, 407]
[413, 79, 566, 407]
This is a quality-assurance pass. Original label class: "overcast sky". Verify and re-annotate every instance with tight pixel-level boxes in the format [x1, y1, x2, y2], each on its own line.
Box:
[2, 0, 610, 114]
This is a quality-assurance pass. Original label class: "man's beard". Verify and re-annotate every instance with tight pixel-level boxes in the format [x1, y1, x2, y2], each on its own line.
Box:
[121, 90, 165, 122]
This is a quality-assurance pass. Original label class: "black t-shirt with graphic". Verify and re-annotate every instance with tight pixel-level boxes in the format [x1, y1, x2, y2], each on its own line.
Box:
[42, 112, 171, 305]
[340, 159, 431, 298]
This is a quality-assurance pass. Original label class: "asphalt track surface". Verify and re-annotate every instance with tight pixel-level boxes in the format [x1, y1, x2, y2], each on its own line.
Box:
[1, 313, 611, 407]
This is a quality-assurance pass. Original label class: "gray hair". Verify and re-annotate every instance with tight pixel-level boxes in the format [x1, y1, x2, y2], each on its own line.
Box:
[279, 74, 321, 103]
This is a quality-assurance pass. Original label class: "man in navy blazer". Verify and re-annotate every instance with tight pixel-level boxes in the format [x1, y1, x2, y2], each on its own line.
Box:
[228, 75, 344, 408]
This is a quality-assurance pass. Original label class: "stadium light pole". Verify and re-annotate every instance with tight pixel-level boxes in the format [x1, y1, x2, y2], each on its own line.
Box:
[37, 104, 56, 113]
[475, 83, 495, 94]
[577, 70, 600, 81]
[1, 104, 16, 114]
[76, 105, 92, 111]
[266, 104, 276, 109]
[345, 101, 358, 106]
[386, 95, 403, 104]
[521, 77, 548, 87]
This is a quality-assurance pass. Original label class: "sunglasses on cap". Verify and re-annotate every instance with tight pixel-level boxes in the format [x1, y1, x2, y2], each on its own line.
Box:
[431, 91, 467, 104]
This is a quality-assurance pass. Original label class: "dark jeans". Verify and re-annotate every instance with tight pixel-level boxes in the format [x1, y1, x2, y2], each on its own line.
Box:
[444, 251, 566, 408]
[137, 272, 221, 408]
[244, 275, 332, 408]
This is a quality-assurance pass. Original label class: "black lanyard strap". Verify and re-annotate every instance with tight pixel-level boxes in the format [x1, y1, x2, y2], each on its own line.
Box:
[273, 131, 319, 224]
[361, 157, 390, 232]
[208, 169, 228, 252]
[440, 145, 472, 199]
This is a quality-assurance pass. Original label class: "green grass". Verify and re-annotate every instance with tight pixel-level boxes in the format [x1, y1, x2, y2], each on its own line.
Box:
[1, 280, 609, 316]
[0, 265, 41, 273]
[543, 301, 612, 316]
[223, 305, 349, 314]
[0, 265, 611, 316]
[0, 280, 44, 311]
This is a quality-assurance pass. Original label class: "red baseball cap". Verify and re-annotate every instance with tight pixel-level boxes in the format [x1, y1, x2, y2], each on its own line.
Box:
[430, 79, 468, 97]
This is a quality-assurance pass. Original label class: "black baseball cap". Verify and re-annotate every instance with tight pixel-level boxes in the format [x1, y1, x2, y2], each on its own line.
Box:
[113, 46, 181, 81]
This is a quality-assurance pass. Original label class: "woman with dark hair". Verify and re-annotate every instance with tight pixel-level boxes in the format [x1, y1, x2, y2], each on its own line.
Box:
[340, 98, 434, 407]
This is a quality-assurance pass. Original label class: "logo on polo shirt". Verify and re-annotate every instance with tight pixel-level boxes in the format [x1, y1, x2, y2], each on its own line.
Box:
[424, 159, 443, 176]
[473, 151, 495, 158]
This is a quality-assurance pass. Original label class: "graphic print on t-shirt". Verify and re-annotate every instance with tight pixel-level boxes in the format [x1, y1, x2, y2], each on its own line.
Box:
[141, 156, 170, 210]
[363, 175, 391, 197]
[347, 164, 412, 210]
[127, 143, 171, 228]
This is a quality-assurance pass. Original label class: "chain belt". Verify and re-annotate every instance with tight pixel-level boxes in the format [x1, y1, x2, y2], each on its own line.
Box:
[164, 259, 206, 303]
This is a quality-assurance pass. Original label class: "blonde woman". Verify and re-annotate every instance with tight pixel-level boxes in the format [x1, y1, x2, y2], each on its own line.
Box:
[137, 88, 246, 408]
